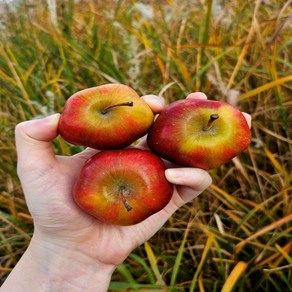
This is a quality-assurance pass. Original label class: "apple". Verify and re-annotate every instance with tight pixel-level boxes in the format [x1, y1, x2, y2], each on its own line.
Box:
[147, 99, 251, 170]
[73, 149, 173, 225]
[58, 84, 154, 149]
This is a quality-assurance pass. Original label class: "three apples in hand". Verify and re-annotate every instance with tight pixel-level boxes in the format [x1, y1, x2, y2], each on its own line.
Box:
[58, 84, 251, 226]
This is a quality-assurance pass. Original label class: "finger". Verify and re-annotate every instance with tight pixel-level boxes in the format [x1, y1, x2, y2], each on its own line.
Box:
[134, 168, 211, 241]
[15, 114, 60, 173]
[242, 112, 252, 129]
[186, 92, 208, 100]
[73, 147, 100, 161]
[141, 94, 165, 114]
[165, 168, 212, 205]
[135, 136, 149, 149]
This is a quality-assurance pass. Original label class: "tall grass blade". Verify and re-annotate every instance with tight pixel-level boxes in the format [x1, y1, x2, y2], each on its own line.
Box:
[116, 263, 137, 290]
[144, 241, 165, 286]
[170, 220, 191, 288]
[221, 261, 248, 292]
[197, 0, 213, 91]
[275, 244, 292, 265]
[239, 75, 292, 101]
[190, 235, 214, 292]
[236, 214, 292, 254]
[129, 253, 156, 284]
[226, 0, 261, 91]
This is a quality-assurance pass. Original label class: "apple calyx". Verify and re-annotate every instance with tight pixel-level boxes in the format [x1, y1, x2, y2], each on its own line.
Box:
[203, 114, 219, 131]
[119, 186, 133, 212]
[102, 101, 134, 114]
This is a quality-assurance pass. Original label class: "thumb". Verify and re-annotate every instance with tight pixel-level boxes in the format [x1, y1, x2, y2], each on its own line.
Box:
[15, 114, 60, 175]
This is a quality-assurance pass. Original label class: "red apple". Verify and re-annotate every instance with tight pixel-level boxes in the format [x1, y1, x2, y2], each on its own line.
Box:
[58, 84, 154, 149]
[73, 149, 173, 226]
[147, 99, 251, 170]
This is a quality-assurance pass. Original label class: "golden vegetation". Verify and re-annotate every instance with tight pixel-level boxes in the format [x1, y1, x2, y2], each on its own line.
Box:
[0, 0, 291, 290]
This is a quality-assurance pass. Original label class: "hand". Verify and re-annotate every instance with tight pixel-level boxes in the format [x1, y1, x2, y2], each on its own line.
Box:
[3, 92, 251, 291]
[14, 93, 212, 264]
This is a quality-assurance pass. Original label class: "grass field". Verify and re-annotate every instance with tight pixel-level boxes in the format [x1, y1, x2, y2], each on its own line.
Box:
[0, 0, 291, 290]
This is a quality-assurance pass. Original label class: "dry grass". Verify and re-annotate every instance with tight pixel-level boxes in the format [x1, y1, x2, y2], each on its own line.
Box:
[0, 0, 291, 290]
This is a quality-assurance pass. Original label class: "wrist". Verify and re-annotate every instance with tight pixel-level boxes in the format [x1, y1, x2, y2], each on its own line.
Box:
[33, 235, 115, 291]
[2, 234, 116, 292]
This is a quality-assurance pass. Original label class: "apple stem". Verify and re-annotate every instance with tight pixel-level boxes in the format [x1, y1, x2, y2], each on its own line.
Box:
[120, 187, 132, 212]
[204, 114, 219, 131]
[102, 101, 133, 114]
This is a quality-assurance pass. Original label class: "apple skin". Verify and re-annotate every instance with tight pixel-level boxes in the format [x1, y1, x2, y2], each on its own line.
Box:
[147, 99, 251, 170]
[58, 84, 154, 150]
[73, 149, 173, 226]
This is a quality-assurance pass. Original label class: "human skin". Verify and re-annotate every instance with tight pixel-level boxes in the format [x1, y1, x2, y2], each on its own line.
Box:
[1, 92, 251, 292]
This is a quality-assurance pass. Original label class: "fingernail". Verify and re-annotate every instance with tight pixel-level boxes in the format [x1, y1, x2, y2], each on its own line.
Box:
[186, 92, 208, 100]
[165, 168, 212, 189]
[31, 113, 60, 130]
[165, 168, 185, 181]
[142, 95, 164, 107]
[38, 113, 60, 128]
[48, 113, 61, 124]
